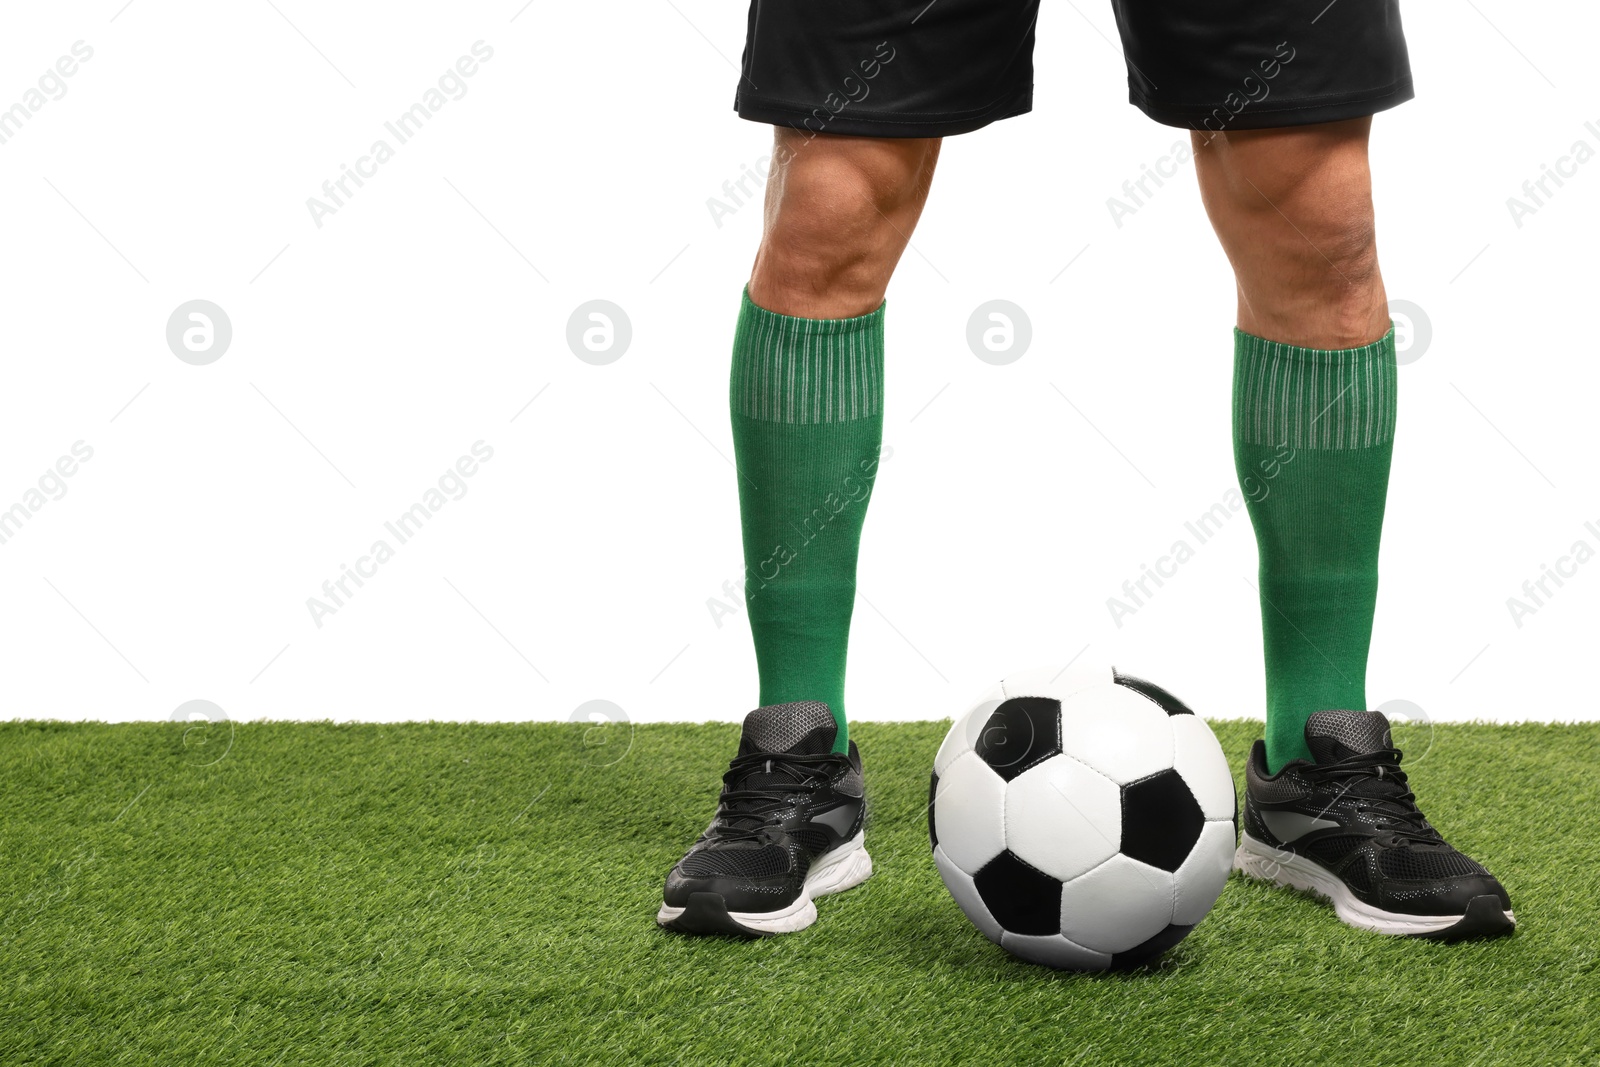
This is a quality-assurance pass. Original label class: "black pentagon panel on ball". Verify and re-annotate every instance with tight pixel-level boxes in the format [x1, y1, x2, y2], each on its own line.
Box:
[1112, 669, 1196, 716]
[1109, 923, 1195, 970]
[973, 696, 1062, 782]
[927, 772, 939, 851]
[973, 850, 1063, 936]
[1120, 769, 1205, 872]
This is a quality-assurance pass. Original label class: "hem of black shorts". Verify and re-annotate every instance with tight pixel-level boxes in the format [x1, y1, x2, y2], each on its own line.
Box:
[735, 86, 1032, 138]
[1131, 79, 1414, 132]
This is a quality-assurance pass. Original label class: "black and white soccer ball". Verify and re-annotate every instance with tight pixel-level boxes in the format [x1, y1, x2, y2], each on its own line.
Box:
[929, 663, 1237, 971]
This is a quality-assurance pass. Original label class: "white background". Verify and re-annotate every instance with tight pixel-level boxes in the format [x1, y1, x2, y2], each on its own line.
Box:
[0, 2, 1594, 727]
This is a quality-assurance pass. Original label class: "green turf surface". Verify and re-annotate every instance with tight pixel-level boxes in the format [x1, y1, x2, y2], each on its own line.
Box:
[2, 719, 1596, 1065]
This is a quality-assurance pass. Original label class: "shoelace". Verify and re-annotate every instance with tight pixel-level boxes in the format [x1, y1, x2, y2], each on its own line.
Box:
[1307, 748, 1440, 843]
[705, 751, 845, 844]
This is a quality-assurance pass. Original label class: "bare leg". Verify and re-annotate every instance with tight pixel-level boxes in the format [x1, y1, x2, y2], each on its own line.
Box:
[1192, 117, 1388, 348]
[748, 129, 941, 318]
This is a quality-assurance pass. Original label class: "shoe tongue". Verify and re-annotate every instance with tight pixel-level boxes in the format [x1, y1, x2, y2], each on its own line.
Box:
[1305, 709, 1393, 763]
[738, 701, 836, 757]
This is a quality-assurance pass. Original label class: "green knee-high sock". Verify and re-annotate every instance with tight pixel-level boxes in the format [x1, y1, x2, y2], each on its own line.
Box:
[1232, 326, 1398, 771]
[730, 289, 886, 753]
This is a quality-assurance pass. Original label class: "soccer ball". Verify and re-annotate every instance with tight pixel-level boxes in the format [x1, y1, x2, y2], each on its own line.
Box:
[929, 663, 1236, 970]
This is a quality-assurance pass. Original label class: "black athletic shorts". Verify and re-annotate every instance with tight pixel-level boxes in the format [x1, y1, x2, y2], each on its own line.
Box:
[736, 0, 1412, 136]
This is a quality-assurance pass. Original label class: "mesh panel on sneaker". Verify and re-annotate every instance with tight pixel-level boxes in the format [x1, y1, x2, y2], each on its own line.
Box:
[1351, 808, 1390, 830]
[1244, 803, 1273, 843]
[838, 756, 864, 798]
[740, 701, 836, 756]
[1343, 853, 1375, 896]
[1302, 834, 1367, 867]
[1245, 743, 1315, 804]
[679, 845, 791, 879]
[1377, 847, 1487, 881]
[1251, 771, 1315, 806]
[790, 827, 830, 858]
[1306, 710, 1393, 760]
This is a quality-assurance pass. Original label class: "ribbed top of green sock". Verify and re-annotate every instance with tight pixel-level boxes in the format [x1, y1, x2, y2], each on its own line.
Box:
[1233, 326, 1397, 450]
[731, 289, 886, 424]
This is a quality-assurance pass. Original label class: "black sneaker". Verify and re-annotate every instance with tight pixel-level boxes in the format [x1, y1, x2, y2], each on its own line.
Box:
[656, 700, 871, 936]
[1236, 709, 1514, 940]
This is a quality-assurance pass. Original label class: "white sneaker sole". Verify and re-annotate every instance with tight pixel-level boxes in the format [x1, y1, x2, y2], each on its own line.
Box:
[1236, 832, 1514, 937]
[657, 831, 873, 936]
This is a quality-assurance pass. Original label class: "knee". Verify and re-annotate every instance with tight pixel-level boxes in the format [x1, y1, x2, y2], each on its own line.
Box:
[1259, 202, 1383, 341]
[756, 136, 935, 300]
[1301, 216, 1381, 299]
[769, 159, 914, 248]
[1197, 125, 1390, 345]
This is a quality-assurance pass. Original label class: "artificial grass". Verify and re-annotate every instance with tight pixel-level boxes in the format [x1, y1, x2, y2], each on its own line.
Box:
[1, 719, 1596, 1066]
